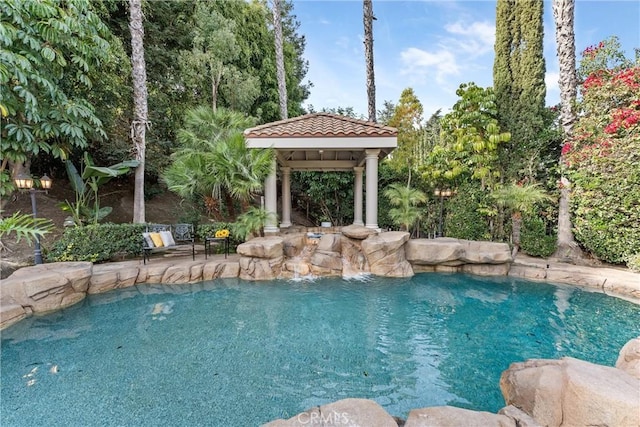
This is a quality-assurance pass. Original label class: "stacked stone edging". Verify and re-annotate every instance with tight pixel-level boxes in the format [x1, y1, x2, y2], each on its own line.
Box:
[1, 232, 638, 330]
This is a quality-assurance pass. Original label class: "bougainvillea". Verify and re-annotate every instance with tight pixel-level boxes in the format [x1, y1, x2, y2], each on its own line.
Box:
[562, 38, 640, 264]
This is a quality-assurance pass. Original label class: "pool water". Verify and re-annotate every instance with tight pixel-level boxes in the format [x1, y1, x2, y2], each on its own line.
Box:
[1, 273, 639, 426]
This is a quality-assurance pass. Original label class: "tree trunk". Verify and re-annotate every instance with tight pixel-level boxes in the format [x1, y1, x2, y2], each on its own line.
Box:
[272, 0, 288, 120]
[511, 212, 521, 257]
[129, 0, 147, 224]
[363, 0, 376, 122]
[552, 0, 583, 260]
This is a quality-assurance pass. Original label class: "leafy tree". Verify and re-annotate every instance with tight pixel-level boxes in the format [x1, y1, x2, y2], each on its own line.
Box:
[388, 88, 424, 179]
[423, 83, 510, 189]
[562, 42, 640, 264]
[384, 183, 427, 233]
[291, 171, 354, 226]
[0, 0, 111, 194]
[491, 183, 553, 256]
[377, 100, 396, 125]
[494, 0, 546, 181]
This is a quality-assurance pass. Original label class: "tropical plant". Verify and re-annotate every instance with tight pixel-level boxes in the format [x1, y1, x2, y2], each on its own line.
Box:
[0, 212, 54, 246]
[232, 207, 276, 241]
[423, 83, 510, 190]
[163, 107, 273, 220]
[384, 183, 427, 233]
[491, 183, 553, 256]
[60, 153, 139, 226]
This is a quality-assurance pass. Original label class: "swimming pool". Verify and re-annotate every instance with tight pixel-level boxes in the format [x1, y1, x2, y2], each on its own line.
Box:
[2, 273, 639, 426]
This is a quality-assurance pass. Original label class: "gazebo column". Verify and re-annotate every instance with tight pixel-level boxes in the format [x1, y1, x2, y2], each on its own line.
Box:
[353, 166, 364, 226]
[280, 166, 292, 228]
[365, 149, 380, 229]
[264, 159, 279, 234]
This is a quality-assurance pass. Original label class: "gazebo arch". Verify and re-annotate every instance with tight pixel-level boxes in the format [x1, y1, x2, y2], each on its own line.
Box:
[244, 113, 397, 233]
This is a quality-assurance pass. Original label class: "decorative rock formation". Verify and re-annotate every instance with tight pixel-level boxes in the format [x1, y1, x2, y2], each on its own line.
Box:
[341, 236, 369, 277]
[1, 262, 91, 316]
[361, 231, 413, 277]
[309, 233, 343, 276]
[616, 336, 640, 380]
[262, 398, 398, 427]
[406, 238, 512, 276]
[237, 237, 284, 280]
[404, 406, 515, 427]
[341, 224, 378, 240]
[500, 357, 640, 427]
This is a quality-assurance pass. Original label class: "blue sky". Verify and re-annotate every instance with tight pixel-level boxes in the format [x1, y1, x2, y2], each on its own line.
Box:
[291, 0, 640, 118]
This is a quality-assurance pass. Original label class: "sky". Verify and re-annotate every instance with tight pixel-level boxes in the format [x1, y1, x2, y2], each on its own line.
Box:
[291, 0, 640, 119]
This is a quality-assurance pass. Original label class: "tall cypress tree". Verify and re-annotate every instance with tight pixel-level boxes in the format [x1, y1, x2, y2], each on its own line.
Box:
[493, 0, 546, 181]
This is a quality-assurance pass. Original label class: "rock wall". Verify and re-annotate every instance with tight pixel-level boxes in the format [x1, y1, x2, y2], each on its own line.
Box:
[2, 229, 638, 330]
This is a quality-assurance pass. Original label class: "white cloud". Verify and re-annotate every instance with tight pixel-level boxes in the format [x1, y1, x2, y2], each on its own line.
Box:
[545, 71, 560, 106]
[443, 21, 495, 56]
[399, 47, 460, 85]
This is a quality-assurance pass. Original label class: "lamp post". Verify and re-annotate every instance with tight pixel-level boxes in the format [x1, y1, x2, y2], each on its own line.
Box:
[434, 188, 453, 238]
[14, 173, 53, 265]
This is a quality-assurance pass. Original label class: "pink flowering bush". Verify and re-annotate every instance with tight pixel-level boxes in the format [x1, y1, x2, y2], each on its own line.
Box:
[562, 38, 640, 264]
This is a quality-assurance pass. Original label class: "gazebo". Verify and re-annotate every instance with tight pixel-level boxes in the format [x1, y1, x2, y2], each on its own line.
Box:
[244, 113, 397, 233]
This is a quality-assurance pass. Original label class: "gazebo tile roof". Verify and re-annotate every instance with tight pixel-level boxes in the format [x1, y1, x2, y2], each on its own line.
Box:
[244, 113, 397, 138]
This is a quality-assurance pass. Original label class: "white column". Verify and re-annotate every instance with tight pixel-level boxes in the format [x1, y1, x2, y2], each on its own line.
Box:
[364, 149, 380, 229]
[280, 166, 292, 228]
[264, 159, 279, 234]
[353, 166, 364, 226]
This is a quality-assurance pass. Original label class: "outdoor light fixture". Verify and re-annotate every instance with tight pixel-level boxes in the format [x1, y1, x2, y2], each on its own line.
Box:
[13, 173, 53, 265]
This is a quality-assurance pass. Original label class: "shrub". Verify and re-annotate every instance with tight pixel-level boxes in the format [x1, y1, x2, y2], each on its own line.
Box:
[46, 223, 145, 263]
[520, 215, 557, 258]
[197, 222, 240, 252]
[627, 254, 640, 272]
[443, 182, 491, 241]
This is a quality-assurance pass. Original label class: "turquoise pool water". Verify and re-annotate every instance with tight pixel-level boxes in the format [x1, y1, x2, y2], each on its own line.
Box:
[1, 273, 639, 426]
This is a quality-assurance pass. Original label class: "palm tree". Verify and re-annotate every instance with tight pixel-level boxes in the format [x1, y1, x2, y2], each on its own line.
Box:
[553, 0, 582, 260]
[162, 107, 273, 220]
[129, 0, 148, 224]
[363, 0, 376, 122]
[384, 183, 427, 233]
[492, 183, 553, 257]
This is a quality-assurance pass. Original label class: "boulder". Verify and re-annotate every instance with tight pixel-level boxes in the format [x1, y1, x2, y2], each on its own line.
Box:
[361, 231, 413, 277]
[405, 406, 515, 427]
[316, 233, 341, 253]
[310, 250, 343, 276]
[497, 405, 542, 427]
[202, 260, 240, 280]
[282, 233, 306, 258]
[237, 237, 283, 259]
[405, 238, 465, 265]
[239, 256, 283, 281]
[1, 262, 92, 314]
[500, 357, 640, 427]
[0, 302, 27, 330]
[616, 336, 640, 380]
[341, 224, 378, 240]
[341, 236, 369, 277]
[406, 238, 512, 267]
[262, 398, 397, 427]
